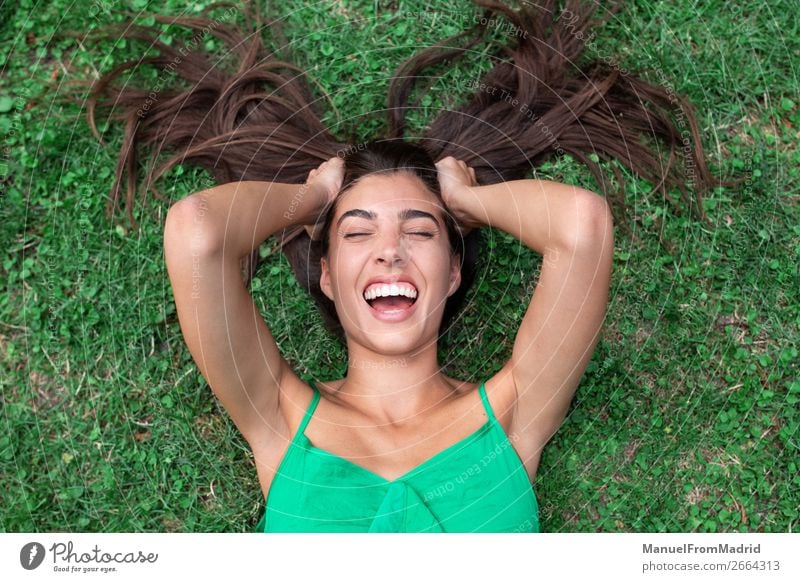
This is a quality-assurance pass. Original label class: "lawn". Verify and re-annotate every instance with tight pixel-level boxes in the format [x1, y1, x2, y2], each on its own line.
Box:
[1, 0, 797, 532]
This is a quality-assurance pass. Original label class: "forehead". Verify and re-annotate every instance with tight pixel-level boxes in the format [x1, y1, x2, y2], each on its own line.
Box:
[334, 172, 443, 218]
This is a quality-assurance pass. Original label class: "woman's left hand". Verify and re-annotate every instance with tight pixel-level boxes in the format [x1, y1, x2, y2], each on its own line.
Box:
[435, 156, 481, 234]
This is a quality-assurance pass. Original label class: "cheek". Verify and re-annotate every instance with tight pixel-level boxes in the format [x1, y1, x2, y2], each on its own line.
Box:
[327, 256, 359, 297]
[429, 245, 454, 273]
[418, 252, 455, 296]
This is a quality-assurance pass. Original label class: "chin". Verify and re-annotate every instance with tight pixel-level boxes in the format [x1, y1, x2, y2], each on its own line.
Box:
[347, 326, 438, 358]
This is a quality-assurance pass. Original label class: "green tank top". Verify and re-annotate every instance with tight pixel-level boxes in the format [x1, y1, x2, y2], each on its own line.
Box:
[256, 381, 539, 532]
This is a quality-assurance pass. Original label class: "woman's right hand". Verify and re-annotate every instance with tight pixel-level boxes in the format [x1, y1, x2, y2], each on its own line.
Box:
[304, 157, 345, 240]
[435, 156, 481, 235]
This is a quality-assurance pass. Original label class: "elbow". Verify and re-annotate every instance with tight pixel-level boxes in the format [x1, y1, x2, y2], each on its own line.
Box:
[563, 190, 615, 254]
[164, 194, 221, 257]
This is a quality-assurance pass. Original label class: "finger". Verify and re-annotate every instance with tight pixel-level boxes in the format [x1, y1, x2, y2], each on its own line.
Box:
[305, 223, 323, 241]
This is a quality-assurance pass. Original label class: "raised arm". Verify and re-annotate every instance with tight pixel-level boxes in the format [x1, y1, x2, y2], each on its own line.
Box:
[163, 158, 343, 444]
[437, 157, 614, 451]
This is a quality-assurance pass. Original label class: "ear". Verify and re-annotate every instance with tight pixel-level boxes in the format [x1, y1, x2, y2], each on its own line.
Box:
[446, 254, 462, 298]
[320, 256, 335, 301]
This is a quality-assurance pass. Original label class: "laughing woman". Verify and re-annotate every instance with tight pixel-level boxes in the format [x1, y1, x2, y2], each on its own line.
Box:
[163, 144, 612, 532]
[84, 0, 714, 532]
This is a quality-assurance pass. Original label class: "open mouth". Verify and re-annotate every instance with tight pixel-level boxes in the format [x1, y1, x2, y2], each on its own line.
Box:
[363, 282, 418, 312]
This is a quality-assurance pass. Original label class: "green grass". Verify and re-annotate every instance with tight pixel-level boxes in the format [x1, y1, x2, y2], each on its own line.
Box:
[1, 0, 798, 533]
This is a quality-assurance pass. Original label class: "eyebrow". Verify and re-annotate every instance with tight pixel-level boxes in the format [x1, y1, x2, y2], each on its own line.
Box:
[336, 208, 441, 229]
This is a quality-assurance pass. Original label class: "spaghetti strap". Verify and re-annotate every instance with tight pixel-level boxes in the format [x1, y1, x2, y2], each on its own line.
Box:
[477, 382, 499, 424]
[295, 380, 321, 438]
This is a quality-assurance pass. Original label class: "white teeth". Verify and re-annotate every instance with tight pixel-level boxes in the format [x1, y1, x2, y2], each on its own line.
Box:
[363, 282, 418, 301]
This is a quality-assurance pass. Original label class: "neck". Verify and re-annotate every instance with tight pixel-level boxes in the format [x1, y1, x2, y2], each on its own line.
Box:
[336, 340, 457, 426]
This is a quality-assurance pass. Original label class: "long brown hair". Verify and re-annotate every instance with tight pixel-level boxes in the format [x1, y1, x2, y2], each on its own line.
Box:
[72, 0, 717, 340]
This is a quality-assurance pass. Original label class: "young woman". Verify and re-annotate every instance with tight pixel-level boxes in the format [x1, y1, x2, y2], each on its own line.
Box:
[162, 141, 612, 532]
[83, 0, 714, 531]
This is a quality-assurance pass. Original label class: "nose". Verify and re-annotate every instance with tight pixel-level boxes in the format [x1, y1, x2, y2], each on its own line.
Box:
[375, 230, 409, 266]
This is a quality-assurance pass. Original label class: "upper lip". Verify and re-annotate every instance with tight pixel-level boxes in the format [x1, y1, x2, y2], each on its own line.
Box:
[362, 275, 419, 296]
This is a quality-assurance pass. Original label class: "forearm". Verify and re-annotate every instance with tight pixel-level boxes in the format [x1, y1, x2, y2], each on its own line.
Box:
[168, 180, 323, 259]
[460, 179, 613, 255]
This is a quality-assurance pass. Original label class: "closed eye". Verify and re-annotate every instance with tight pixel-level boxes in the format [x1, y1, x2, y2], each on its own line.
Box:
[342, 231, 434, 239]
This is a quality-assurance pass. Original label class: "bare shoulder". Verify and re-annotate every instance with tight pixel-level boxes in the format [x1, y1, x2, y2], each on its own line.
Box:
[249, 371, 317, 449]
[247, 371, 318, 496]
[481, 369, 519, 434]
[434, 374, 517, 434]
[484, 365, 543, 482]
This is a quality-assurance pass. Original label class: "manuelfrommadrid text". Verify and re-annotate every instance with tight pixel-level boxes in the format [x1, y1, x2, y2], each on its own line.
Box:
[643, 544, 761, 554]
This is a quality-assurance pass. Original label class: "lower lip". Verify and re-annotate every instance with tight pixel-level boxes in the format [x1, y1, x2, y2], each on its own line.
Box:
[366, 298, 419, 322]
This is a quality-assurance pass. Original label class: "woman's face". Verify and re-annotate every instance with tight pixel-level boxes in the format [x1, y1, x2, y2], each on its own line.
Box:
[320, 171, 461, 356]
